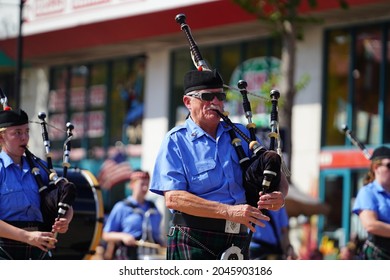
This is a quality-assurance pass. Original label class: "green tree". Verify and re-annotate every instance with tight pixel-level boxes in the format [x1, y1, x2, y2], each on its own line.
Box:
[233, 0, 348, 174]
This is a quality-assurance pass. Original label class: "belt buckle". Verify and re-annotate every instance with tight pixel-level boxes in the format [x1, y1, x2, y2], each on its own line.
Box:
[224, 220, 240, 234]
[220, 244, 244, 260]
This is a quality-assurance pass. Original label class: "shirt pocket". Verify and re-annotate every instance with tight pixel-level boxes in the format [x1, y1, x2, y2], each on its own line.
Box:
[188, 160, 217, 192]
[0, 183, 28, 214]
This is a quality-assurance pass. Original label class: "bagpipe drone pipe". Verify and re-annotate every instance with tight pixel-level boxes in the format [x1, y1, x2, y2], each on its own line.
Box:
[175, 14, 289, 206]
[29, 110, 103, 259]
[341, 124, 372, 160]
[25, 112, 77, 233]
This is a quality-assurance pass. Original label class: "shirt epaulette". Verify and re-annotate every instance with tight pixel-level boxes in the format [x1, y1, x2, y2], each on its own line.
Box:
[167, 124, 186, 136]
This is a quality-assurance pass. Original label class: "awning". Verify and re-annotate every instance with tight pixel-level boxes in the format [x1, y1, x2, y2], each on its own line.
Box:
[0, 50, 15, 67]
[285, 184, 330, 217]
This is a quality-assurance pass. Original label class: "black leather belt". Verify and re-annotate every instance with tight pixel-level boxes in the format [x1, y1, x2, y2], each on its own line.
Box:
[5, 221, 43, 230]
[172, 212, 248, 234]
[0, 221, 43, 247]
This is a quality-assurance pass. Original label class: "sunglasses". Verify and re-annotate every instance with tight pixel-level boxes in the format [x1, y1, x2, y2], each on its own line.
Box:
[379, 162, 390, 169]
[187, 92, 226, 101]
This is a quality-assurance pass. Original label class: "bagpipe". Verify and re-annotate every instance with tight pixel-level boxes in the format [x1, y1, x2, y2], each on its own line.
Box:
[175, 14, 289, 205]
[341, 124, 372, 160]
[0, 88, 76, 237]
[30, 112, 76, 233]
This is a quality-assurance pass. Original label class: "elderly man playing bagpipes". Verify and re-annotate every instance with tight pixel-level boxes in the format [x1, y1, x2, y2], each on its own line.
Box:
[150, 13, 288, 261]
[0, 94, 76, 259]
[150, 68, 288, 260]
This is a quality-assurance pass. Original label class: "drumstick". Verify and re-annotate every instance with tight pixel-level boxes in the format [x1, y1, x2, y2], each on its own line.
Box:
[135, 240, 165, 250]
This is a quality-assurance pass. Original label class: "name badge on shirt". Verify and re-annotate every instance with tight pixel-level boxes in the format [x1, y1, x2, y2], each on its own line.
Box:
[225, 220, 240, 234]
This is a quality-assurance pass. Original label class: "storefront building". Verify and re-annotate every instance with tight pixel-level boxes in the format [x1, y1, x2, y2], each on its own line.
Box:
[1, 0, 389, 255]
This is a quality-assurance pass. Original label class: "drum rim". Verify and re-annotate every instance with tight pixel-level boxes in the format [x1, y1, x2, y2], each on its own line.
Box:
[53, 167, 104, 260]
[80, 169, 104, 260]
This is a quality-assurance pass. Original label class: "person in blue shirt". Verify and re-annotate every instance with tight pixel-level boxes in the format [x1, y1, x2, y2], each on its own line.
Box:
[150, 69, 289, 260]
[0, 108, 73, 259]
[102, 170, 164, 259]
[352, 146, 390, 260]
[249, 207, 295, 259]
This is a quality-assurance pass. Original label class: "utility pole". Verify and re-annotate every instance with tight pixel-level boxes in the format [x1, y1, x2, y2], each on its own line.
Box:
[15, 0, 24, 108]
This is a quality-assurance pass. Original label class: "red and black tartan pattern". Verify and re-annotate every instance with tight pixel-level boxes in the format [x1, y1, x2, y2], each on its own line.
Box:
[167, 226, 249, 260]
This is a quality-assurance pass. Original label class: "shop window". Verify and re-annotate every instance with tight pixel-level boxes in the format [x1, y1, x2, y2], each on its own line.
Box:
[353, 26, 382, 146]
[48, 55, 146, 165]
[324, 29, 350, 146]
[48, 66, 71, 163]
[323, 175, 343, 232]
[320, 170, 368, 250]
[116, 57, 145, 146]
[323, 23, 390, 147]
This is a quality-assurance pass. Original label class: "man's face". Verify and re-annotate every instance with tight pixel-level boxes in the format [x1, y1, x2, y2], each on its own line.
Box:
[183, 88, 225, 128]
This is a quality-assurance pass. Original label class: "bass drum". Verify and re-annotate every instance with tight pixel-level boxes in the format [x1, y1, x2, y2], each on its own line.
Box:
[50, 167, 104, 260]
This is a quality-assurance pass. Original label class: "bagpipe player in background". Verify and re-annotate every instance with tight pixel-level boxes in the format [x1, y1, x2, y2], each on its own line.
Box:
[150, 69, 289, 260]
[352, 146, 390, 260]
[102, 169, 164, 260]
[0, 108, 73, 260]
[249, 207, 297, 260]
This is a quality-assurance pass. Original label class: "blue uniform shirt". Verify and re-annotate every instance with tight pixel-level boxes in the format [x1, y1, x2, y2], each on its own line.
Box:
[0, 151, 45, 222]
[104, 197, 162, 243]
[250, 207, 289, 249]
[150, 117, 256, 205]
[352, 180, 390, 224]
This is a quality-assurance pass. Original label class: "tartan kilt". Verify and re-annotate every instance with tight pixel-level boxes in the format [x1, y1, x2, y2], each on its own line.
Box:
[362, 240, 390, 260]
[167, 226, 249, 260]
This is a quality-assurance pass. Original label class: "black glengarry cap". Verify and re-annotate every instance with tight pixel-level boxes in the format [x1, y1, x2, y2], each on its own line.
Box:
[0, 109, 28, 128]
[370, 146, 390, 160]
[184, 69, 224, 94]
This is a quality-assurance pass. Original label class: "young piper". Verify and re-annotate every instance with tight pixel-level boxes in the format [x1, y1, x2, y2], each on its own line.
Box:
[0, 108, 73, 259]
[103, 170, 163, 259]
